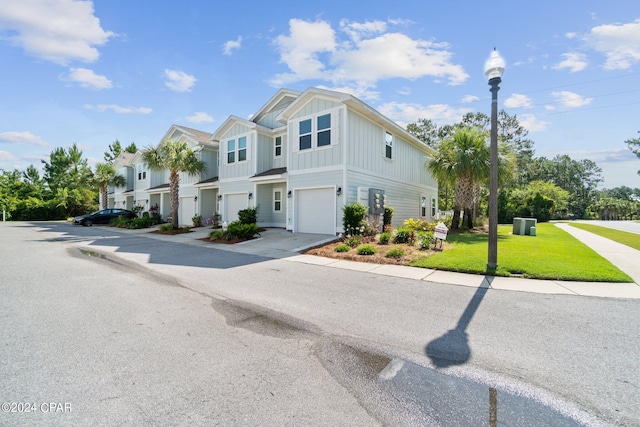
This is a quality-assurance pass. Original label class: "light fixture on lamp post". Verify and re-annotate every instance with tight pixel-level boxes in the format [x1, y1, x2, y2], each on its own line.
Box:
[484, 48, 505, 271]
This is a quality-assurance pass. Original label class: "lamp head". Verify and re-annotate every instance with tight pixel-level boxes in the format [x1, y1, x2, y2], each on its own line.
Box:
[484, 48, 505, 81]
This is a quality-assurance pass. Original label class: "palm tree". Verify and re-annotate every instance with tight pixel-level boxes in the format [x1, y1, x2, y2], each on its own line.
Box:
[93, 163, 126, 210]
[141, 139, 205, 229]
[427, 128, 492, 229]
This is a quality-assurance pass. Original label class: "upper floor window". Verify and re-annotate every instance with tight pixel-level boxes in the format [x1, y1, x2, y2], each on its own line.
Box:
[299, 119, 312, 150]
[137, 164, 147, 180]
[274, 136, 282, 157]
[297, 111, 336, 151]
[385, 132, 393, 159]
[226, 136, 248, 164]
[317, 114, 331, 147]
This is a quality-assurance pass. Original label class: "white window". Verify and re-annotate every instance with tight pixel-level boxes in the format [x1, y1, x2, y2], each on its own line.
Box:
[226, 136, 248, 164]
[273, 188, 282, 212]
[296, 110, 336, 151]
[137, 164, 147, 180]
[275, 136, 282, 157]
[385, 132, 393, 159]
[431, 197, 437, 217]
[421, 196, 427, 217]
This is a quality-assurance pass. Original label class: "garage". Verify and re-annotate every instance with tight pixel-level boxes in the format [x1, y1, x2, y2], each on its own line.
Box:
[296, 188, 336, 234]
[225, 193, 247, 223]
[179, 197, 196, 227]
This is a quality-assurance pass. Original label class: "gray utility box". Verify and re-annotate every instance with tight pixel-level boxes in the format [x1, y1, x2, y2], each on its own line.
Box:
[513, 217, 537, 236]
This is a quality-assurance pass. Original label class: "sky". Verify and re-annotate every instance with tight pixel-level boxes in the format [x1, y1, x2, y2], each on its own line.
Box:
[0, 0, 639, 189]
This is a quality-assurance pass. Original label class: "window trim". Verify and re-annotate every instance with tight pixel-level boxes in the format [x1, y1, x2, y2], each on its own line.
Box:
[294, 109, 337, 152]
[137, 164, 147, 180]
[431, 197, 437, 217]
[420, 196, 427, 217]
[225, 134, 250, 164]
[385, 132, 393, 160]
[274, 135, 283, 158]
[273, 188, 283, 213]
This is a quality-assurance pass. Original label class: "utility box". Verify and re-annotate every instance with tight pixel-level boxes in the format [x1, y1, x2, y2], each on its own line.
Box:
[513, 217, 537, 236]
[368, 188, 386, 215]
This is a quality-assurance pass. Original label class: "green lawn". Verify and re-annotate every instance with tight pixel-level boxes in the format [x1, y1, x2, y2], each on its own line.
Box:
[410, 223, 632, 282]
[567, 222, 640, 251]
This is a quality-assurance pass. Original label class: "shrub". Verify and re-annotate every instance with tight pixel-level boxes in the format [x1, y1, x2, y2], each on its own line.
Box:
[357, 244, 377, 255]
[142, 211, 150, 218]
[226, 221, 260, 239]
[238, 206, 258, 225]
[159, 224, 173, 232]
[192, 214, 203, 227]
[209, 230, 224, 241]
[378, 232, 391, 245]
[109, 216, 131, 228]
[417, 231, 435, 250]
[386, 247, 405, 258]
[127, 217, 154, 229]
[361, 218, 382, 237]
[383, 206, 394, 228]
[393, 227, 416, 245]
[334, 244, 350, 252]
[403, 218, 434, 232]
[344, 235, 362, 248]
[342, 201, 367, 235]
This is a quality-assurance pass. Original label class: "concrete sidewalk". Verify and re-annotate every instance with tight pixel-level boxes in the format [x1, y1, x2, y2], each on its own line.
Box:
[110, 223, 640, 299]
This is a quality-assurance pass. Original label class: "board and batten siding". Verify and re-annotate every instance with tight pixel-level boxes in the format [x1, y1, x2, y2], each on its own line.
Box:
[200, 147, 218, 181]
[288, 106, 344, 172]
[256, 133, 284, 174]
[255, 182, 286, 228]
[346, 110, 436, 188]
[220, 128, 254, 180]
[345, 169, 438, 228]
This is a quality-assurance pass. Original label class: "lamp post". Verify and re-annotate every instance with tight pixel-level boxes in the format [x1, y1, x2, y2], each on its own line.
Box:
[484, 48, 505, 271]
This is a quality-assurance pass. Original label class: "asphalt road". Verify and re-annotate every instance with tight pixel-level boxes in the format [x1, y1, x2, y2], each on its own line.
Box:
[2, 222, 639, 426]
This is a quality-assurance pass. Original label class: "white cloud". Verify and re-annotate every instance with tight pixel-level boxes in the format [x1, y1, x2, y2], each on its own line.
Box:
[518, 114, 549, 132]
[0, 131, 47, 146]
[551, 91, 593, 108]
[504, 93, 533, 109]
[0, 0, 114, 65]
[270, 18, 468, 97]
[68, 67, 112, 89]
[556, 148, 637, 163]
[585, 19, 640, 70]
[186, 112, 214, 123]
[553, 52, 588, 72]
[223, 36, 242, 55]
[565, 32, 578, 39]
[461, 95, 479, 103]
[376, 101, 471, 128]
[84, 104, 152, 114]
[0, 150, 17, 168]
[164, 69, 197, 92]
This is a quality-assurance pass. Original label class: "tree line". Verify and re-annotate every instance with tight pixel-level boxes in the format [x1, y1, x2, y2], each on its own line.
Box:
[407, 113, 640, 229]
[1, 140, 136, 220]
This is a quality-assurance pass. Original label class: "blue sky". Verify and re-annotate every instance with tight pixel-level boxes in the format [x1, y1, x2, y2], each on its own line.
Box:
[0, 0, 638, 189]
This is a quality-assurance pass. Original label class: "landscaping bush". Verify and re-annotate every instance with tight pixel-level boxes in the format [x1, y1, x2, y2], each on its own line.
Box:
[226, 221, 260, 239]
[238, 206, 258, 225]
[127, 217, 154, 229]
[383, 206, 394, 229]
[344, 235, 362, 248]
[109, 216, 130, 228]
[159, 224, 173, 232]
[378, 232, 391, 245]
[209, 230, 224, 241]
[403, 218, 434, 232]
[192, 214, 203, 227]
[393, 227, 416, 245]
[357, 244, 377, 255]
[386, 247, 405, 258]
[334, 244, 350, 252]
[342, 201, 367, 235]
[418, 231, 435, 250]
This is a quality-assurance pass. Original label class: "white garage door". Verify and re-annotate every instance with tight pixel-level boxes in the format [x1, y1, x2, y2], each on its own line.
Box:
[179, 197, 196, 227]
[296, 188, 335, 234]
[225, 194, 247, 223]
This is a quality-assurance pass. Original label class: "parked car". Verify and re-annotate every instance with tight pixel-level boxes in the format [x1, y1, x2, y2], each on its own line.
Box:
[73, 209, 137, 226]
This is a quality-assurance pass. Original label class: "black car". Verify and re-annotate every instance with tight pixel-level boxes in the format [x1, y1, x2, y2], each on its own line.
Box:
[73, 209, 137, 226]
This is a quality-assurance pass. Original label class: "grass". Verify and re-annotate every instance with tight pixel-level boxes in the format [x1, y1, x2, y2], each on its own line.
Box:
[410, 223, 632, 282]
[567, 222, 640, 251]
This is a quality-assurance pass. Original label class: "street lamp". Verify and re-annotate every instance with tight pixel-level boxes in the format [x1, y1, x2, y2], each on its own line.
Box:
[484, 48, 505, 271]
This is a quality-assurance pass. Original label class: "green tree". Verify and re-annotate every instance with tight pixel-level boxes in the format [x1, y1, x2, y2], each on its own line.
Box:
[427, 128, 491, 229]
[141, 139, 205, 229]
[93, 163, 126, 210]
[625, 131, 640, 176]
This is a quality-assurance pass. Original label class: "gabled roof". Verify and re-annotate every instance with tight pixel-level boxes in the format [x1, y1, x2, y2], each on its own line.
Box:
[112, 152, 135, 168]
[160, 124, 215, 147]
[212, 115, 273, 141]
[250, 88, 301, 125]
[276, 87, 435, 155]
